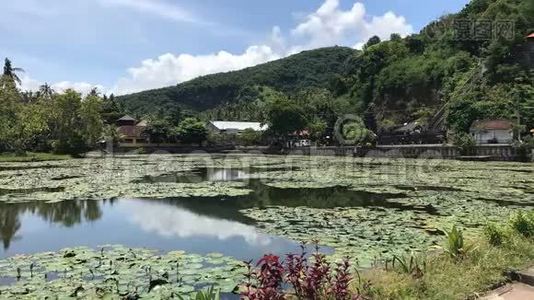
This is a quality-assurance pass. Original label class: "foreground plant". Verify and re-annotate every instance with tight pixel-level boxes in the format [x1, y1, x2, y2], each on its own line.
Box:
[510, 211, 534, 238]
[387, 253, 426, 278]
[0, 246, 245, 298]
[177, 286, 221, 300]
[484, 223, 508, 246]
[241, 244, 365, 300]
[443, 225, 474, 259]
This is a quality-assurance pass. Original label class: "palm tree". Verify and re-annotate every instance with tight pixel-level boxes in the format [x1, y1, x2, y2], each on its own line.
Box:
[2, 58, 24, 85]
[38, 83, 55, 99]
[89, 87, 100, 97]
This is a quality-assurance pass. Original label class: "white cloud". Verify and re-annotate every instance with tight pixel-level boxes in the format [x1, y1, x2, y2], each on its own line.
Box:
[20, 75, 42, 92]
[111, 0, 413, 95]
[51, 81, 105, 95]
[291, 0, 413, 52]
[124, 199, 272, 246]
[291, 0, 366, 51]
[20, 75, 105, 95]
[363, 12, 413, 43]
[113, 45, 280, 95]
[15, 0, 413, 96]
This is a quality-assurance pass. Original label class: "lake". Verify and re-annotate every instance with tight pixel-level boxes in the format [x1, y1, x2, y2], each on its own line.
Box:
[0, 154, 533, 296]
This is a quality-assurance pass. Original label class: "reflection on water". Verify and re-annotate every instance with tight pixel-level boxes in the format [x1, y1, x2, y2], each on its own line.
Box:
[125, 200, 271, 246]
[0, 169, 430, 260]
[0, 200, 103, 250]
[0, 198, 304, 260]
[134, 168, 249, 184]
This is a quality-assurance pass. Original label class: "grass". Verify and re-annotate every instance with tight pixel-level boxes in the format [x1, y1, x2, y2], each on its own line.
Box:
[356, 218, 534, 299]
[0, 152, 72, 162]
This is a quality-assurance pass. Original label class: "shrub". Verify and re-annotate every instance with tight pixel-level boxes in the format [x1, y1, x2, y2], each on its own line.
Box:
[513, 142, 533, 162]
[241, 245, 364, 300]
[484, 223, 508, 246]
[510, 211, 534, 238]
[452, 132, 476, 156]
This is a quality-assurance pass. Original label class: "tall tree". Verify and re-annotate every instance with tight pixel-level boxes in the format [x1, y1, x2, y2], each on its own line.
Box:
[2, 58, 24, 86]
[265, 95, 307, 140]
[38, 83, 55, 100]
[176, 118, 208, 145]
[49, 89, 88, 155]
[101, 93, 123, 124]
[0, 81, 21, 151]
[81, 93, 104, 146]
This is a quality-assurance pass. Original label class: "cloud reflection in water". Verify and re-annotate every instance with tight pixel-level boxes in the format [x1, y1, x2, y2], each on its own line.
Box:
[124, 199, 272, 246]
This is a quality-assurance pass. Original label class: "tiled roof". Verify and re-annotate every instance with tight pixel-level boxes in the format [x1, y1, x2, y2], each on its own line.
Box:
[209, 121, 268, 131]
[118, 115, 136, 122]
[470, 119, 513, 131]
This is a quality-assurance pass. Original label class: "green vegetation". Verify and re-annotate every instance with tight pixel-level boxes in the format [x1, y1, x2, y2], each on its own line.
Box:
[3, 210, 534, 298]
[181, 286, 221, 300]
[0, 152, 71, 162]
[0, 245, 244, 298]
[116, 47, 356, 115]
[510, 211, 534, 238]
[117, 0, 534, 141]
[4, 0, 533, 150]
[1, 154, 532, 263]
[443, 225, 474, 258]
[175, 118, 208, 145]
[238, 128, 263, 146]
[359, 211, 534, 299]
[485, 222, 507, 246]
[0, 64, 122, 155]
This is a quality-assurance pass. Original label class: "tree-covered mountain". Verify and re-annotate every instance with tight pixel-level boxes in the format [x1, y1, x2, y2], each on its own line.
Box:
[116, 46, 357, 117]
[343, 0, 534, 134]
[118, 0, 534, 137]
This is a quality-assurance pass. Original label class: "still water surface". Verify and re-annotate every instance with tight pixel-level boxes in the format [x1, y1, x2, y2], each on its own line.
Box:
[0, 198, 302, 260]
[0, 166, 418, 260]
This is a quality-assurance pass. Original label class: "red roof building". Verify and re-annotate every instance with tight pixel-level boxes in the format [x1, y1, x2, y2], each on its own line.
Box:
[470, 119, 514, 131]
[470, 119, 514, 145]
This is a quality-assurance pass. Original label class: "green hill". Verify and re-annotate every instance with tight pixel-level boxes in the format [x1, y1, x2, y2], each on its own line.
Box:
[116, 46, 357, 116]
[118, 0, 534, 135]
[335, 0, 534, 133]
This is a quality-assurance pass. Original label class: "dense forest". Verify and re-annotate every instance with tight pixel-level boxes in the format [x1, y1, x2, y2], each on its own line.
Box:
[117, 0, 534, 139]
[116, 47, 356, 116]
[0, 61, 123, 155]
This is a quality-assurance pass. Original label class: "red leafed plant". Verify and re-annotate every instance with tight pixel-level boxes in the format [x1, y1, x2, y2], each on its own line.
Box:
[240, 244, 366, 300]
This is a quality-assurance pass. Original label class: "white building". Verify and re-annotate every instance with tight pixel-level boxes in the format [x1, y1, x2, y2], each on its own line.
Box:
[470, 119, 514, 145]
[207, 121, 268, 135]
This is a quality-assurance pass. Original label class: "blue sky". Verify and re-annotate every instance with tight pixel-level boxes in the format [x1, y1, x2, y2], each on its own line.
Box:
[1, 0, 469, 94]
